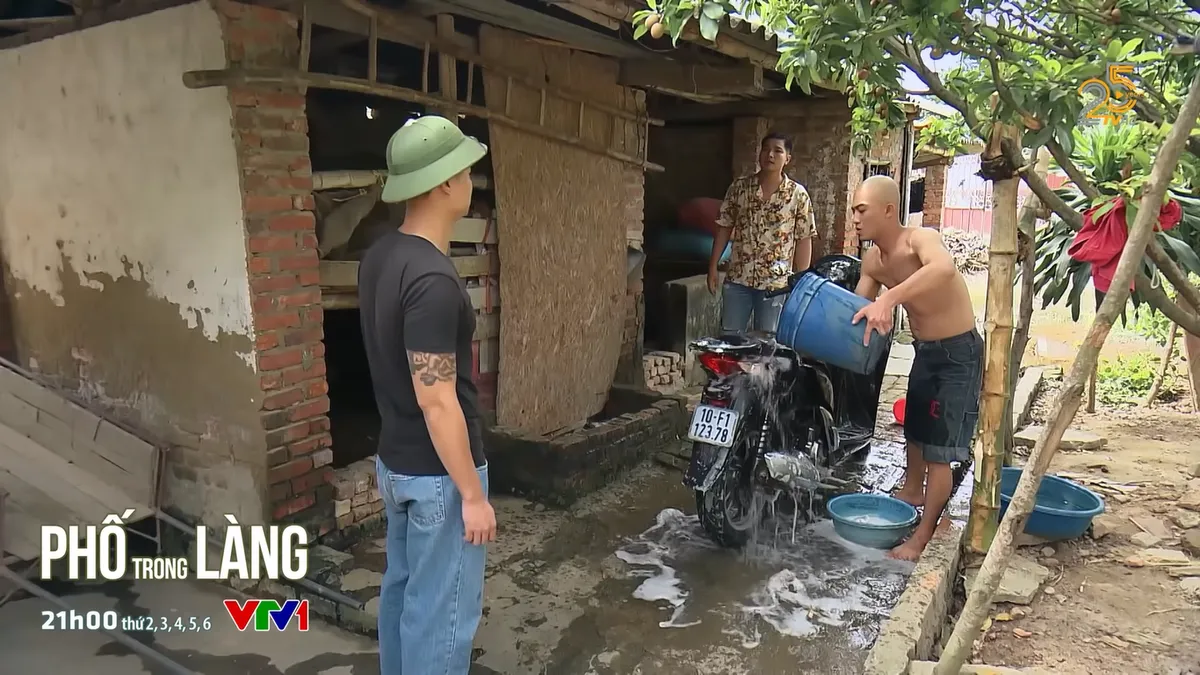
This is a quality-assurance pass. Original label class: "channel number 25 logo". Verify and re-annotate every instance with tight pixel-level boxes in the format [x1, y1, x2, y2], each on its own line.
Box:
[1079, 64, 1140, 126]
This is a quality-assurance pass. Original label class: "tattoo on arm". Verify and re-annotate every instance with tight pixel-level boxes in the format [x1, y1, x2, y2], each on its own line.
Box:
[407, 351, 457, 386]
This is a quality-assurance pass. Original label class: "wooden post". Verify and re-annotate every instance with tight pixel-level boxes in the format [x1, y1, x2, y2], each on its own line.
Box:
[935, 70, 1200, 675]
[965, 120, 1021, 555]
[436, 15, 458, 124]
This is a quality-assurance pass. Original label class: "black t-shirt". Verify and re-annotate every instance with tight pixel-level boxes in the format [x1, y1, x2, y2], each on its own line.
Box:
[358, 230, 485, 475]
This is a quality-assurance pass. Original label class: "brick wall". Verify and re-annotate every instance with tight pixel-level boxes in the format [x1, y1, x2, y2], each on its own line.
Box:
[615, 90, 647, 389]
[218, 1, 334, 534]
[731, 116, 769, 177]
[923, 162, 947, 229]
[768, 99, 854, 259]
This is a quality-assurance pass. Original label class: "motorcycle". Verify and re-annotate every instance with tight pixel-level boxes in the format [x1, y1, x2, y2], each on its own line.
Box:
[683, 254, 893, 548]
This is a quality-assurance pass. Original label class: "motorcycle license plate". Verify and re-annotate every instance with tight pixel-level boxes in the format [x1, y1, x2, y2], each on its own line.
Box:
[687, 405, 739, 448]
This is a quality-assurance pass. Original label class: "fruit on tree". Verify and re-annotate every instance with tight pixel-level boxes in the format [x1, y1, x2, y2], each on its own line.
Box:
[650, 21, 666, 39]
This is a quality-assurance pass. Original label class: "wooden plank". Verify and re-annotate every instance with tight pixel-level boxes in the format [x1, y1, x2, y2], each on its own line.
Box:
[0, 422, 149, 517]
[323, 293, 360, 310]
[618, 60, 763, 96]
[320, 251, 497, 289]
[467, 284, 501, 310]
[453, 252, 499, 277]
[474, 311, 500, 341]
[0, 467, 91, 560]
[0, 369, 156, 506]
[452, 217, 498, 244]
[321, 293, 501, 337]
[282, 0, 663, 127]
[477, 337, 499, 374]
[182, 69, 665, 172]
[409, 0, 647, 59]
[320, 261, 360, 289]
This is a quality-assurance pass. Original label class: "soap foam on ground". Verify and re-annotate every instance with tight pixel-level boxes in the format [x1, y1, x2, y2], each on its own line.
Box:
[615, 509, 913, 643]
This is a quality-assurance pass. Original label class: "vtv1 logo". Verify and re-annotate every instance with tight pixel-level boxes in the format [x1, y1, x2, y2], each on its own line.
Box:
[223, 599, 310, 631]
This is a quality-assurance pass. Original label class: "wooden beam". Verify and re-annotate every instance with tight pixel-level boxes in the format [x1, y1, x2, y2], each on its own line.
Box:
[619, 60, 763, 96]
[654, 97, 845, 122]
[182, 68, 665, 171]
[312, 170, 491, 191]
[410, 0, 647, 59]
[0, 16, 72, 29]
[451, 252, 500, 277]
[555, 0, 782, 71]
[319, 251, 496, 288]
[436, 14, 458, 121]
[306, 0, 662, 128]
[452, 217, 498, 244]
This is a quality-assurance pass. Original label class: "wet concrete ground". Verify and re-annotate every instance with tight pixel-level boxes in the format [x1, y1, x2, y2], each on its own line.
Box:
[0, 359, 930, 675]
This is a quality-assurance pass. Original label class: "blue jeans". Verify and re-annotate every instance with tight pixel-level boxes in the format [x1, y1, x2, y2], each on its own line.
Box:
[720, 281, 784, 333]
[375, 456, 488, 675]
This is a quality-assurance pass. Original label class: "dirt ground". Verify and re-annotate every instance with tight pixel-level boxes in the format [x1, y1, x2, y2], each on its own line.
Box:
[972, 380, 1200, 675]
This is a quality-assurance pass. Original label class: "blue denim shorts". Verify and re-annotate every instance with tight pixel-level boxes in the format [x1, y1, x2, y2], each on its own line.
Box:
[905, 330, 984, 464]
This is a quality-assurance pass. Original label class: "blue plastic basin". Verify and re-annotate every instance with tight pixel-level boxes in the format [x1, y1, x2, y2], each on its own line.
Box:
[776, 273, 891, 375]
[826, 494, 919, 549]
[998, 467, 1106, 541]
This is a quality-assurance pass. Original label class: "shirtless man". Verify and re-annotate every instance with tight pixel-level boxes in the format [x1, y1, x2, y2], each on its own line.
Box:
[850, 175, 983, 561]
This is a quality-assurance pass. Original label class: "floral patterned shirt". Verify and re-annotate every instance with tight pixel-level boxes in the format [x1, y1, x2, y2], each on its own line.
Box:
[718, 173, 817, 291]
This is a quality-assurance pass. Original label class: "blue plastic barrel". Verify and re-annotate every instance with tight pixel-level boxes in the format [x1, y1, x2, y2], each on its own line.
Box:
[776, 273, 891, 375]
[653, 228, 731, 263]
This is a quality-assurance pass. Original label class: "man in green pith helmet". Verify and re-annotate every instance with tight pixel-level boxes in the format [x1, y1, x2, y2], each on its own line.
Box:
[358, 115, 495, 674]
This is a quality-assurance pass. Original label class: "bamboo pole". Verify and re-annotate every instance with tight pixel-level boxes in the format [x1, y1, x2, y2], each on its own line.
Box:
[1001, 148, 1051, 463]
[934, 70, 1200, 675]
[1144, 322, 1178, 407]
[180, 69, 665, 172]
[965, 121, 1021, 555]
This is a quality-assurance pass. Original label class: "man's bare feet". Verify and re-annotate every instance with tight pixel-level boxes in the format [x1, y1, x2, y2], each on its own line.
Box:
[892, 485, 925, 507]
[887, 530, 932, 561]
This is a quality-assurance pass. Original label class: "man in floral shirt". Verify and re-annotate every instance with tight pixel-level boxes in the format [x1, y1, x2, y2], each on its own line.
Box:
[706, 132, 816, 333]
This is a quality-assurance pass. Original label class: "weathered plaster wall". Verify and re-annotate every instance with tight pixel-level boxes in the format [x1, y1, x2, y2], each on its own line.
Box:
[0, 1, 267, 525]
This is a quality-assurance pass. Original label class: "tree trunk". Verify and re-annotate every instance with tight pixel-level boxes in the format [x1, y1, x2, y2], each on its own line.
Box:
[934, 70, 1200, 675]
[1144, 322, 1178, 407]
[966, 123, 1021, 555]
[1001, 149, 1051, 464]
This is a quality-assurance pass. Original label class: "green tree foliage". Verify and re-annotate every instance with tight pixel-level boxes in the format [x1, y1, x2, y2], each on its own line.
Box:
[635, 0, 1200, 325]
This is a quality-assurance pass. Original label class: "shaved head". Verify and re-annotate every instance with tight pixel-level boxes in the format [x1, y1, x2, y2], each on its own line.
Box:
[858, 175, 902, 210]
[851, 175, 903, 242]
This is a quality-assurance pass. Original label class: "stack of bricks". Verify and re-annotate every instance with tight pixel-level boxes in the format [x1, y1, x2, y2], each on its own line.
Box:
[332, 458, 384, 531]
[219, 1, 334, 533]
[643, 351, 684, 394]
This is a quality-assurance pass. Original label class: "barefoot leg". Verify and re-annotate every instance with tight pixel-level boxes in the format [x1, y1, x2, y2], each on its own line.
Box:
[889, 461, 952, 561]
[892, 441, 927, 507]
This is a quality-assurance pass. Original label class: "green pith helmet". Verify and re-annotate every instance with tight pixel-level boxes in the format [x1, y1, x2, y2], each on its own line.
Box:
[381, 115, 488, 203]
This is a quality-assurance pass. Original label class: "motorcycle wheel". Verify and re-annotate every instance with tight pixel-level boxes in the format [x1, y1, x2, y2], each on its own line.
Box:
[694, 444, 759, 548]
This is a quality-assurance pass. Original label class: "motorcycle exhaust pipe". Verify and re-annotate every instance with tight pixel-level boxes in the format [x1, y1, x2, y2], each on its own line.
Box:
[762, 452, 849, 492]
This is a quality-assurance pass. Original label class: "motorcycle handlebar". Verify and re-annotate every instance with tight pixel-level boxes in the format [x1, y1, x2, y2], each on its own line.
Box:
[763, 271, 806, 299]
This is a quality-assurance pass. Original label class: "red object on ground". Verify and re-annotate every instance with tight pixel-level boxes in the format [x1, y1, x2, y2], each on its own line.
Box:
[677, 197, 723, 237]
[892, 397, 906, 425]
[1068, 196, 1182, 293]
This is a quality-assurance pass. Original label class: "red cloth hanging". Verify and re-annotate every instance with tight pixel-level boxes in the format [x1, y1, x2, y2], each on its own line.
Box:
[1067, 196, 1182, 293]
